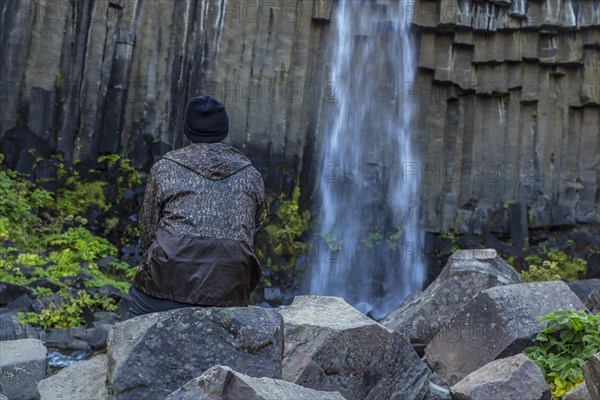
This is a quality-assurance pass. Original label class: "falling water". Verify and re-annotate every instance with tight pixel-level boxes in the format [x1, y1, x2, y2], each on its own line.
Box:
[309, 0, 425, 319]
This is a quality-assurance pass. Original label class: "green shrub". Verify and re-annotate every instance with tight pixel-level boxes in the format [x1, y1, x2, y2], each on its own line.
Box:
[18, 289, 117, 329]
[258, 185, 310, 286]
[524, 310, 600, 399]
[521, 249, 586, 282]
[0, 152, 138, 328]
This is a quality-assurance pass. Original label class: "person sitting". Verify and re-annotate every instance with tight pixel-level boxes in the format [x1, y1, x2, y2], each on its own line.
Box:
[128, 95, 265, 318]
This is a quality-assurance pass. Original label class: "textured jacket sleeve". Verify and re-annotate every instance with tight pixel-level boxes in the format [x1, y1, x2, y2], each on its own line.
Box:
[138, 166, 161, 257]
[254, 176, 265, 248]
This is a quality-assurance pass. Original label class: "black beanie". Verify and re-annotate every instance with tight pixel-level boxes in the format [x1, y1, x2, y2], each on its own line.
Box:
[184, 96, 229, 143]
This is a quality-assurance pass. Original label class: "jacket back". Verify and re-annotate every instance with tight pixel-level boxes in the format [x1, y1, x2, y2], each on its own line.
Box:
[132, 143, 265, 306]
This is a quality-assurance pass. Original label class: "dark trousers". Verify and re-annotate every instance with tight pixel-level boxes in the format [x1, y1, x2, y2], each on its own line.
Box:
[127, 284, 197, 319]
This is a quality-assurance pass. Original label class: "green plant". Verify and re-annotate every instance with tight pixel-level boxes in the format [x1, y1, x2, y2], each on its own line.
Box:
[524, 310, 600, 399]
[317, 232, 341, 252]
[521, 249, 586, 282]
[364, 232, 383, 248]
[521, 260, 562, 282]
[18, 289, 117, 329]
[0, 152, 138, 327]
[258, 185, 310, 286]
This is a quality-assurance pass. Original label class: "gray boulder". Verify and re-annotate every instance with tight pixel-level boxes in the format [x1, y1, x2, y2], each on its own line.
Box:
[425, 281, 586, 385]
[37, 355, 108, 400]
[449, 353, 550, 400]
[107, 307, 283, 400]
[585, 290, 600, 313]
[280, 296, 430, 400]
[563, 383, 591, 400]
[0, 339, 47, 400]
[165, 365, 347, 400]
[567, 279, 600, 303]
[424, 382, 451, 400]
[381, 249, 520, 343]
[582, 352, 600, 400]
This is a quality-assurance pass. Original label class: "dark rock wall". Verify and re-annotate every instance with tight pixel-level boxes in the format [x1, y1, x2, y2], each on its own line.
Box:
[0, 0, 598, 235]
[413, 0, 600, 234]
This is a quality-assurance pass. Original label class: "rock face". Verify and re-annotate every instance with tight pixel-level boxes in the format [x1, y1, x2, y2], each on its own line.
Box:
[107, 307, 283, 400]
[567, 279, 600, 303]
[165, 365, 347, 400]
[381, 249, 520, 343]
[1, 0, 598, 236]
[412, 0, 600, 234]
[280, 296, 431, 400]
[581, 352, 600, 400]
[0, 339, 47, 400]
[586, 290, 600, 313]
[449, 353, 551, 400]
[563, 383, 591, 400]
[425, 281, 586, 385]
[37, 355, 109, 400]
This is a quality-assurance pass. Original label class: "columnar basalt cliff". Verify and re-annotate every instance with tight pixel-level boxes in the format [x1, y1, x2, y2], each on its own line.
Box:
[412, 0, 600, 235]
[0, 0, 598, 237]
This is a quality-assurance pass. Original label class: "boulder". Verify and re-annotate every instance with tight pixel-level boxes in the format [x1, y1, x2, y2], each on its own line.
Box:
[424, 382, 451, 400]
[280, 296, 431, 400]
[425, 281, 586, 385]
[563, 383, 591, 400]
[107, 307, 283, 400]
[165, 365, 347, 400]
[0, 282, 31, 306]
[0, 339, 47, 400]
[381, 249, 520, 343]
[449, 353, 550, 400]
[37, 355, 109, 400]
[567, 279, 600, 303]
[585, 290, 600, 313]
[581, 352, 600, 400]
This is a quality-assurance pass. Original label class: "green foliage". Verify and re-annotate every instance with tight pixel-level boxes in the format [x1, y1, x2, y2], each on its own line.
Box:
[364, 232, 383, 248]
[18, 289, 117, 329]
[521, 261, 563, 283]
[258, 185, 311, 286]
[0, 152, 138, 328]
[263, 186, 310, 259]
[521, 249, 586, 282]
[98, 154, 142, 197]
[440, 232, 459, 253]
[524, 310, 600, 399]
[317, 232, 341, 252]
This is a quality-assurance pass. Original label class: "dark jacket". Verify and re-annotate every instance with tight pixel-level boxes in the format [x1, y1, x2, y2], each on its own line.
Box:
[132, 142, 265, 306]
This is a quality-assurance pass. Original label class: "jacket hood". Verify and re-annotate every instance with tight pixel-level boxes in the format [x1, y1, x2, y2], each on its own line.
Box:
[162, 143, 252, 180]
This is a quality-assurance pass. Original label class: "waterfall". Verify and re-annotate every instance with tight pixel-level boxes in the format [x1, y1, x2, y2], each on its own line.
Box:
[309, 0, 425, 319]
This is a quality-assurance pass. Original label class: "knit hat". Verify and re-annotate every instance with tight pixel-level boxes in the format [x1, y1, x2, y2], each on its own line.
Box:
[184, 96, 229, 143]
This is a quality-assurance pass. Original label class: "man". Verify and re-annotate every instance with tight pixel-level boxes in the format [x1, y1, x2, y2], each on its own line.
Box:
[128, 95, 265, 317]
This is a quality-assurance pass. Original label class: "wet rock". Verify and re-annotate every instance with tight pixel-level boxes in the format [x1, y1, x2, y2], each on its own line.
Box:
[450, 353, 550, 400]
[381, 249, 520, 343]
[37, 355, 108, 400]
[280, 296, 430, 400]
[581, 352, 600, 400]
[563, 383, 591, 400]
[0, 339, 47, 400]
[107, 307, 283, 400]
[165, 365, 346, 400]
[425, 281, 586, 385]
[566, 279, 600, 303]
[0, 282, 30, 306]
